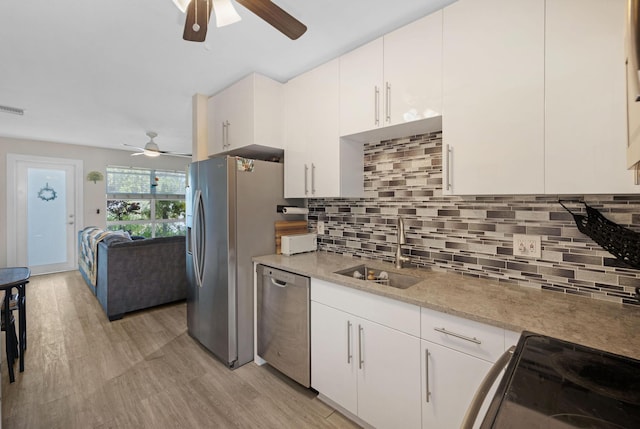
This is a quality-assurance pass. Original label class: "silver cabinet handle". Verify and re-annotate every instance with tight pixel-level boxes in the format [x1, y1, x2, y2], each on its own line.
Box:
[461, 346, 516, 429]
[222, 120, 231, 148]
[304, 164, 309, 195]
[434, 327, 481, 345]
[221, 121, 226, 148]
[358, 325, 364, 369]
[374, 86, 380, 125]
[347, 321, 352, 364]
[311, 163, 316, 195]
[445, 144, 452, 191]
[425, 348, 431, 403]
[385, 82, 391, 123]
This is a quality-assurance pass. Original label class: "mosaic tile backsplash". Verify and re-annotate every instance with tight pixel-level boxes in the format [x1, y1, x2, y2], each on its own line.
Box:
[308, 131, 640, 305]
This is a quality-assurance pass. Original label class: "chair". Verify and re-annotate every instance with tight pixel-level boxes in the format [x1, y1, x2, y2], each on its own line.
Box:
[0, 267, 30, 383]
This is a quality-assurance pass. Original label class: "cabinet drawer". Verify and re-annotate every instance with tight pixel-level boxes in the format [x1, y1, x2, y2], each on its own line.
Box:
[421, 307, 504, 362]
[311, 278, 420, 337]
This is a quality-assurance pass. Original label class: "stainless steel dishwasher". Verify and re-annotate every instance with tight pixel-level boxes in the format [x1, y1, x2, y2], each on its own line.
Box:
[256, 264, 310, 387]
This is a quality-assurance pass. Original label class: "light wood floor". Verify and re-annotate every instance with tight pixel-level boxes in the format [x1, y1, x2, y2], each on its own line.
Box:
[1, 271, 359, 429]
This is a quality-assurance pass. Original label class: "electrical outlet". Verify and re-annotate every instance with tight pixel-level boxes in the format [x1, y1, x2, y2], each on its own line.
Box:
[317, 221, 325, 235]
[513, 234, 541, 258]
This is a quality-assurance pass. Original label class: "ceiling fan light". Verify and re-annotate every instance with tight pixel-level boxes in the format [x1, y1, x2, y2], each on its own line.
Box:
[212, 0, 242, 27]
[144, 140, 161, 157]
[172, 0, 191, 13]
[143, 149, 162, 158]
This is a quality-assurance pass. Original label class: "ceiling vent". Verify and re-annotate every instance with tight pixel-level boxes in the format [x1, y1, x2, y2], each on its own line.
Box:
[0, 104, 25, 116]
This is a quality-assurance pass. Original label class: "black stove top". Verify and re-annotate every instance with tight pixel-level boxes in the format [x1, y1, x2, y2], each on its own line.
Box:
[481, 332, 640, 429]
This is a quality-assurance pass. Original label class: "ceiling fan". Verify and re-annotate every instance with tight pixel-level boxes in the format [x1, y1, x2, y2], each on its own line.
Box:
[173, 0, 307, 42]
[124, 132, 192, 158]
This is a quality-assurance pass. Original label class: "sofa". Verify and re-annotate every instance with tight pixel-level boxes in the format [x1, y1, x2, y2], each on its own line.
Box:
[78, 227, 187, 321]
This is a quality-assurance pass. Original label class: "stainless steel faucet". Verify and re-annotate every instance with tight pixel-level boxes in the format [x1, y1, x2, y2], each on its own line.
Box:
[395, 216, 410, 269]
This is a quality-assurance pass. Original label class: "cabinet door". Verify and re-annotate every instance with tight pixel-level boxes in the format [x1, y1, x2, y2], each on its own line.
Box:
[207, 95, 224, 154]
[339, 38, 384, 136]
[545, 0, 636, 193]
[421, 340, 492, 429]
[310, 301, 358, 415]
[357, 318, 421, 429]
[220, 76, 254, 150]
[442, 0, 544, 195]
[285, 59, 341, 198]
[284, 67, 311, 198]
[208, 76, 254, 156]
[307, 59, 341, 198]
[385, 10, 443, 126]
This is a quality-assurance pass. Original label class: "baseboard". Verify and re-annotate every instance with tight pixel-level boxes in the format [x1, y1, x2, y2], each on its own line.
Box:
[316, 393, 375, 429]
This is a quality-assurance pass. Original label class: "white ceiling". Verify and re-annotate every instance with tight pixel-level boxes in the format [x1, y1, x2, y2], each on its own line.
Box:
[0, 0, 455, 155]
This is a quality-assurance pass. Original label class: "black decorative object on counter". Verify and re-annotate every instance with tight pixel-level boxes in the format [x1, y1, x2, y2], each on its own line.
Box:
[560, 200, 640, 270]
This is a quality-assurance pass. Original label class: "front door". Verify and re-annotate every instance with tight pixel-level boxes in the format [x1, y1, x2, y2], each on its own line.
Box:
[6, 154, 83, 275]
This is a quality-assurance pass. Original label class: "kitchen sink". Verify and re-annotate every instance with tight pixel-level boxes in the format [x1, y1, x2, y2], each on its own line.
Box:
[334, 265, 421, 289]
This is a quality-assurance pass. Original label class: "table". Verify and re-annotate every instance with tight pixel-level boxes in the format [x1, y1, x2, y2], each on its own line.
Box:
[0, 267, 29, 383]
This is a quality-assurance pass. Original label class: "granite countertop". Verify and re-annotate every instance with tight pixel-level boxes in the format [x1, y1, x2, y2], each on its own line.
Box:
[254, 251, 640, 360]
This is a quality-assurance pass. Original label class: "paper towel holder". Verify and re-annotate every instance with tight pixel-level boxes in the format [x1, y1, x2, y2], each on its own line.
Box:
[277, 205, 309, 215]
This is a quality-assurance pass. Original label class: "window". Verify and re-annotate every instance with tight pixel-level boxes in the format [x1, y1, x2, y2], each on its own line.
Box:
[106, 167, 186, 238]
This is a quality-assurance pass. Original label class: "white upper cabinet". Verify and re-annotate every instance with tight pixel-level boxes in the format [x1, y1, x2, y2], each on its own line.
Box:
[284, 59, 364, 199]
[545, 0, 637, 193]
[442, 0, 545, 195]
[339, 38, 384, 137]
[627, 0, 640, 172]
[207, 73, 284, 156]
[339, 11, 443, 140]
[384, 11, 443, 126]
[443, 0, 636, 195]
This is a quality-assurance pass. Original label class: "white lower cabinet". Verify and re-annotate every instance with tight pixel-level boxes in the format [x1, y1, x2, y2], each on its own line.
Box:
[310, 278, 513, 429]
[311, 301, 421, 429]
[421, 340, 492, 429]
[311, 279, 422, 429]
[310, 301, 358, 415]
[420, 307, 507, 429]
[356, 317, 421, 429]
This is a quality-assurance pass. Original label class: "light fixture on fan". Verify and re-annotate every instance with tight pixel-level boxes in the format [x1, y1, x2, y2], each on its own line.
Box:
[139, 132, 162, 157]
[175, 0, 307, 42]
[174, 0, 241, 35]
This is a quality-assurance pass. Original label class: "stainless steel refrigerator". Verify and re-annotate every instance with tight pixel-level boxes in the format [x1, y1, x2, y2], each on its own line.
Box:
[186, 155, 297, 368]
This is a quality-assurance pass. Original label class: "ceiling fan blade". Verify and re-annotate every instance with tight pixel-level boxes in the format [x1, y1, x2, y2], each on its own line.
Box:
[183, 0, 213, 42]
[236, 0, 307, 40]
[168, 153, 193, 158]
[131, 152, 145, 156]
[123, 143, 144, 151]
[159, 150, 193, 158]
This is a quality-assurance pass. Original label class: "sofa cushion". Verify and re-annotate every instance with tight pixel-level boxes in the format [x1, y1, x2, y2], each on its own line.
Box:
[105, 235, 184, 248]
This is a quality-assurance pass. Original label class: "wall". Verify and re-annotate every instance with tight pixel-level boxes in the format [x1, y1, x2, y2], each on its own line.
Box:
[0, 136, 190, 267]
[308, 132, 640, 305]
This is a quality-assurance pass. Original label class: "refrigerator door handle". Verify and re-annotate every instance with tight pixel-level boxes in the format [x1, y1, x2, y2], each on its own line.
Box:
[192, 189, 204, 288]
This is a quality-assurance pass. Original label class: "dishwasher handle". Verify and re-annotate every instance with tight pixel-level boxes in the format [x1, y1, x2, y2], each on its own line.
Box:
[461, 346, 516, 429]
[270, 278, 288, 288]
